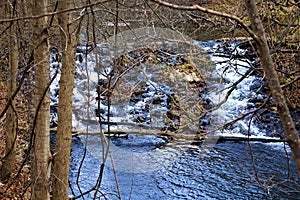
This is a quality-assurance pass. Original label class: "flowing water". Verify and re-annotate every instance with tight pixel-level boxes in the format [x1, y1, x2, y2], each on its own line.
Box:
[70, 138, 298, 199]
[49, 38, 300, 199]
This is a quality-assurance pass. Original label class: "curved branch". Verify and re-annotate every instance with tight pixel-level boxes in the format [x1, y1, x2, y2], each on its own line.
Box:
[149, 0, 258, 41]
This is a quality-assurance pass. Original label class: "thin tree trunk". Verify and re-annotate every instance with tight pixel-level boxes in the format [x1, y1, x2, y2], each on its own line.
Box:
[52, 1, 80, 199]
[0, 2, 18, 182]
[245, 0, 300, 174]
[22, 0, 35, 139]
[31, 0, 51, 199]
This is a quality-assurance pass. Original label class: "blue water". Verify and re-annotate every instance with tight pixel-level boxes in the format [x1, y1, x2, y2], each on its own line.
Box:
[69, 137, 300, 199]
[65, 38, 300, 199]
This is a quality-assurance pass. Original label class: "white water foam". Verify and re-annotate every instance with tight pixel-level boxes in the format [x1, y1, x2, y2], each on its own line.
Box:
[196, 41, 284, 142]
[159, 41, 285, 147]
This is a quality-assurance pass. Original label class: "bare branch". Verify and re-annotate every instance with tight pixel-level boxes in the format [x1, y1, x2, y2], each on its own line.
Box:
[281, 75, 300, 89]
[0, 0, 114, 23]
[273, 9, 300, 53]
[149, 0, 258, 41]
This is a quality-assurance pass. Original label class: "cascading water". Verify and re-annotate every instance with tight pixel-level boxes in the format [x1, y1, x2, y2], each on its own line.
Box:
[197, 40, 269, 137]
[50, 37, 299, 199]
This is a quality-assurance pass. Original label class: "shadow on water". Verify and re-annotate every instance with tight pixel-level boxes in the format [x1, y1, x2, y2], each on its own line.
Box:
[70, 136, 300, 199]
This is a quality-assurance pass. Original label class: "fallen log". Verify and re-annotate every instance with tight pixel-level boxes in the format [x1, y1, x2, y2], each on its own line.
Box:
[49, 128, 287, 143]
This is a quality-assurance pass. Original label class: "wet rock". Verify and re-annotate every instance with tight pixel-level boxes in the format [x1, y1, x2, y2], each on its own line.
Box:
[130, 95, 143, 103]
[203, 97, 214, 110]
[250, 79, 261, 91]
[130, 87, 150, 103]
[152, 96, 164, 104]
[133, 86, 149, 96]
[133, 115, 148, 123]
[95, 108, 106, 117]
[248, 94, 264, 104]
[199, 115, 210, 126]
[166, 111, 180, 121]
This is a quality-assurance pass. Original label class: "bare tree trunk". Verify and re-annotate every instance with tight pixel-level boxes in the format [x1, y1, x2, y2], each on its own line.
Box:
[22, 0, 35, 138]
[0, 1, 18, 182]
[245, 0, 300, 175]
[31, 0, 51, 199]
[52, 1, 81, 199]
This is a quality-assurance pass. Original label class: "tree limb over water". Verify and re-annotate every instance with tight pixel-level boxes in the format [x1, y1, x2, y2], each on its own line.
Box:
[49, 128, 287, 143]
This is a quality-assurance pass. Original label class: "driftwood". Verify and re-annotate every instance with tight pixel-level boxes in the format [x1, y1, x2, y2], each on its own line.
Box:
[49, 128, 287, 143]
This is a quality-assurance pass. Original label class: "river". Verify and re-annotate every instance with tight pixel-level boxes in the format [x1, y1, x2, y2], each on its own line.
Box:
[49, 30, 300, 199]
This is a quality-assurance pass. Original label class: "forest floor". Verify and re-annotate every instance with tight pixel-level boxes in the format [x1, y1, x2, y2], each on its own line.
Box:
[0, 83, 31, 200]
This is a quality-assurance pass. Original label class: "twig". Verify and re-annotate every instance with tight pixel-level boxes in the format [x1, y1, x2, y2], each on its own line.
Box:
[281, 75, 300, 89]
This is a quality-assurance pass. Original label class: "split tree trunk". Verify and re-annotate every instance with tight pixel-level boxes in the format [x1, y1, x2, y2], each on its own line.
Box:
[245, 0, 300, 175]
[31, 0, 51, 199]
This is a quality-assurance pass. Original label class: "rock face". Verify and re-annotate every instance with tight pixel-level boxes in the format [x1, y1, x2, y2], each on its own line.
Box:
[95, 47, 207, 134]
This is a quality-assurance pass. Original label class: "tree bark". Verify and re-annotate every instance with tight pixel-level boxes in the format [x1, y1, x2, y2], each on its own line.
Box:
[0, 2, 18, 182]
[31, 0, 51, 199]
[245, 0, 300, 175]
[22, 0, 36, 142]
[52, 1, 80, 199]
